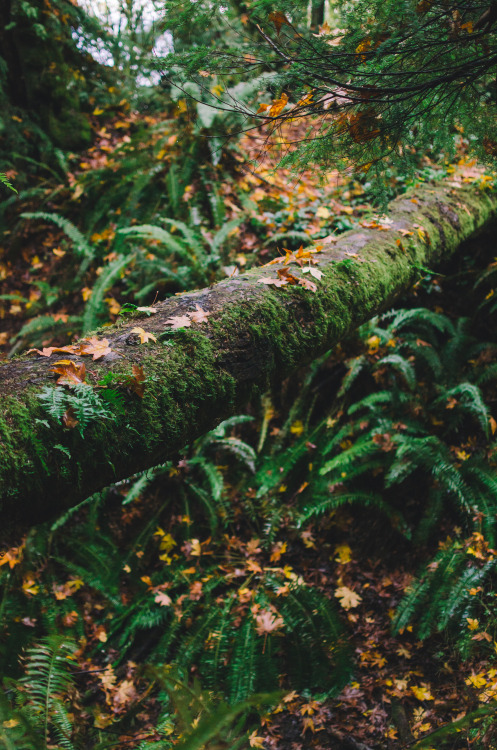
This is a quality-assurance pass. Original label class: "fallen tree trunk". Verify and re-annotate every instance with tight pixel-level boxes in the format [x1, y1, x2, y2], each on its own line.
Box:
[1, 180, 496, 534]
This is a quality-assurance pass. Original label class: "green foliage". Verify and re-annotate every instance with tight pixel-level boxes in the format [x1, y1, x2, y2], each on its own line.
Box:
[162, 0, 497, 184]
[37, 383, 121, 437]
[0, 174, 16, 193]
[0, 636, 77, 749]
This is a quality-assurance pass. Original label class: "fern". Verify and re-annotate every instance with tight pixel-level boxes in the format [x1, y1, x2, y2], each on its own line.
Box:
[21, 212, 93, 260]
[37, 384, 117, 437]
[82, 253, 134, 332]
[0, 172, 17, 193]
[20, 636, 77, 745]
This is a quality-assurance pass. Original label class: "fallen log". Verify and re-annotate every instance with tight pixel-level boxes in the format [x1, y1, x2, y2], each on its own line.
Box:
[1, 180, 496, 534]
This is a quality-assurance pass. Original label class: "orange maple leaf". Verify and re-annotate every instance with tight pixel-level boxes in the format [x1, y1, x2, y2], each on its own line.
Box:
[269, 92, 289, 118]
[277, 267, 299, 284]
[50, 360, 86, 385]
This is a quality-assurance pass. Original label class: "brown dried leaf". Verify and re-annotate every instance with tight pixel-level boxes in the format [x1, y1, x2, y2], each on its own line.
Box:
[277, 268, 299, 284]
[257, 276, 288, 287]
[164, 315, 192, 330]
[62, 407, 79, 429]
[298, 277, 317, 292]
[130, 364, 146, 398]
[189, 304, 211, 324]
[268, 10, 291, 34]
[78, 336, 112, 360]
[27, 345, 79, 358]
[254, 609, 285, 636]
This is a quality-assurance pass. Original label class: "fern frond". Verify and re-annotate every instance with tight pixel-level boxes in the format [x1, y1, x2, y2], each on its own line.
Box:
[21, 636, 76, 744]
[21, 212, 93, 259]
[375, 353, 416, 390]
[82, 254, 134, 332]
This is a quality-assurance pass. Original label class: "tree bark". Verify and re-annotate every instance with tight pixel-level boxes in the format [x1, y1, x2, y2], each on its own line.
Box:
[1, 180, 496, 536]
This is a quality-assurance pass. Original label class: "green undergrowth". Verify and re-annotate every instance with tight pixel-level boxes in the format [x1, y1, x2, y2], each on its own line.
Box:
[3, 232, 497, 747]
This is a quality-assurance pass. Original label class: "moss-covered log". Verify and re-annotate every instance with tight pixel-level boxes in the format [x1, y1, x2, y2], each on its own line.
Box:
[1, 180, 496, 534]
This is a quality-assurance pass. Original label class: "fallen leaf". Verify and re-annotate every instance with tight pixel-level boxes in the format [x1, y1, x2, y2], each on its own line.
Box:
[136, 306, 158, 314]
[27, 345, 79, 357]
[298, 277, 318, 292]
[165, 315, 192, 329]
[50, 360, 86, 385]
[189, 304, 211, 323]
[130, 364, 146, 398]
[335, 586, 362, 609]
[249, 730, 265, 748]
[258, 276, 288, 287]
[79, 336, 112, 360]
[277, 268, 299, 284]
[155, 591, 172, 607]
[335, 544, 352, 564]
[411, 684, 434, 701]
[130, 326, 157, 344]
[302, 266, 323, 280]
[254, 609, 285, 635]
[62, 407, 79, 429]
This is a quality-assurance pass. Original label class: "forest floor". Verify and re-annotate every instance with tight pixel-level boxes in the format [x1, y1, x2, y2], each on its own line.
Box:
[1, 105, 497, 750]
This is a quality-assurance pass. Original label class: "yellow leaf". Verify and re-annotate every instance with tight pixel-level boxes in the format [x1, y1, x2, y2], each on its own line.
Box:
[22, 576, 39, 596]
[467, 618, 479, 630]
[190, 539, 202, 556]
[3, 719, 19, 728]
[465, 673, 487, 688]
[316, 206, 330, 219]
[249, 730, 265, 748]
[334, 544, 352, 564]
[159, 533, 176, 553]
[131, 326, 157, 344]
[411, 684, 434, 701]
[92, 107, 104, 115]
[290, 420, 304, 436]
